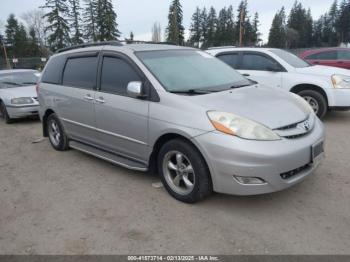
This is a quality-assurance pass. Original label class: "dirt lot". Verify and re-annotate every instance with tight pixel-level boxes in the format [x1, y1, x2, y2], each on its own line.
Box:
[0, 112, 350, 255]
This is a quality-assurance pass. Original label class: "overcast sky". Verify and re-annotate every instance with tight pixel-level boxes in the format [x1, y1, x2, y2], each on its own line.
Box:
[0, 0, 334, 43]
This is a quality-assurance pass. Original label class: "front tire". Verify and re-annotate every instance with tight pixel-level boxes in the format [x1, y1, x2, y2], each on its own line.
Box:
[0, 102, 13, 124]
[47, 113, 69, 151]
[158, 139, 212, 203]
[298, 90, 327, 119]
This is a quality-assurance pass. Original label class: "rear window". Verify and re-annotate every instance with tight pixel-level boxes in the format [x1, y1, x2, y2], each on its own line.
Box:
[270, 49, 310, 68]
[41, 55, 66, 84]
[62, 56, 98, 89]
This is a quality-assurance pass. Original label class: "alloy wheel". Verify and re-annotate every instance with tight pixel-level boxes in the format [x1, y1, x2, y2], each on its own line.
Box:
[48, 119, 61, 147]
[302, 95, 319, 114]
[162, 150, 195, 195]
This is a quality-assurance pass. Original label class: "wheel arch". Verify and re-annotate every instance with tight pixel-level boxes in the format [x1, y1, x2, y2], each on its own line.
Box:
[290, 84, 329, 107]
[148, 133, 211, 181]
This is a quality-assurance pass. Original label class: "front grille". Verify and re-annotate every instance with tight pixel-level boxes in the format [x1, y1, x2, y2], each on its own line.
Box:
[276, 123, 299, 131]
[280, 163, 311, 180]
[284, 133, 308, 139]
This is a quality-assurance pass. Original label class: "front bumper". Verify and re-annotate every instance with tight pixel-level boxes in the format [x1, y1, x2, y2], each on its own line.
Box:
[193, 118, 325, 196]
[6, 104, 40, 119]
[327, 88, 350, 107]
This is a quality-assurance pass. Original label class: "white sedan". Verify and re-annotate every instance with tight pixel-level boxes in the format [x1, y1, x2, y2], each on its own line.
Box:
[0, 69, 40, 123]
[207, 47, 350, 118]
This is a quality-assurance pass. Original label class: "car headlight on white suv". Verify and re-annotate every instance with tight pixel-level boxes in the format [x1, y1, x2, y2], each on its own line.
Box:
[11, 97, 34, 105]
[332, 74, 350, 89]
[207, 111, 281, 141]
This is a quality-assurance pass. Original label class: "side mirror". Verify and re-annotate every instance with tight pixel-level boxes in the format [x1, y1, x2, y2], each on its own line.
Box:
[127, 81, 145, 98]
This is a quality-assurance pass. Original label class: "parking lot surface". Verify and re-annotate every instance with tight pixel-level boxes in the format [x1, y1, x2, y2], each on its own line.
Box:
[0, 112, 350, 255]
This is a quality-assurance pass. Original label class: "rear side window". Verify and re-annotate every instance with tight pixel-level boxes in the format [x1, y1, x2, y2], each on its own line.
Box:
[241, 53, 277, 71]
[217, 53, 239, 68]
[62, 56, 98, 89]
[307, 51, 337, 60]
[100, 57, 141, 95]
[41, 55, 66, 84]
[337, 50, 350, 60]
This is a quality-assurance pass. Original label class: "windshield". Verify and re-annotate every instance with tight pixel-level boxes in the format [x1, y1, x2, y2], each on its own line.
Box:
[270, 49, 310, 68]
[136, 50, 251, 93]
[0, 71, 39, 89]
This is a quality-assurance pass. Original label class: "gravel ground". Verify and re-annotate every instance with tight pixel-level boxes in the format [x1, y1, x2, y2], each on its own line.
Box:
[0, 112, 349, 255]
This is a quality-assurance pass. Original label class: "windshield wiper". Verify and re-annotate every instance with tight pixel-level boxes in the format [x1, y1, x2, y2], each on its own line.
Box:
[170, 89, 214, 94]
[230, 83, 252, 89]
[21, 82, 37, 85]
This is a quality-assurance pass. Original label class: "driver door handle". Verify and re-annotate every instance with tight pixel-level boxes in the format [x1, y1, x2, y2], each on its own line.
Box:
[242, 73, 250, 77]
[84, 94, 94, 101]
[95, 97, 105, 104]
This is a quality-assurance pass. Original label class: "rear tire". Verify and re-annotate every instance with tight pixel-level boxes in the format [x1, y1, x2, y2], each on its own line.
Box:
[298, 90, 327, 119]
[0, 102, 13, 124]
[47, 113, 69, 151]
[158, 139, 212, 203]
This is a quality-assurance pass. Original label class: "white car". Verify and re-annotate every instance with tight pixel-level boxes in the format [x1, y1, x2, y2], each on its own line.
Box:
[207, 47, 350, 118]
[0, 69, 40, 123]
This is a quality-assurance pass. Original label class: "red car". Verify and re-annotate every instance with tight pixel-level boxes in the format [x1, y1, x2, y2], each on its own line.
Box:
[300, 47, 350, 70]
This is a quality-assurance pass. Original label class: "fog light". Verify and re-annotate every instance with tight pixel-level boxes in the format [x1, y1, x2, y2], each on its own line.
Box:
[233, 176, 266, 185]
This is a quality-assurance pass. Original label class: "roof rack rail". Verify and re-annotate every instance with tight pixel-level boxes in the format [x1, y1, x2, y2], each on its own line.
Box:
[56, 41, 123, 53]
[120, 40, 177, 45]
[207, 46, 237, 50]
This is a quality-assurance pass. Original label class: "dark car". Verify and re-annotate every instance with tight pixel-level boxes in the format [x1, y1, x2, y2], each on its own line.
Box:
[300, 47, 350, 70]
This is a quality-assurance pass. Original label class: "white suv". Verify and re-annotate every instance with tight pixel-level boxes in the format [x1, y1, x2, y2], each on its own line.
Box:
[207, 47, 350, 118]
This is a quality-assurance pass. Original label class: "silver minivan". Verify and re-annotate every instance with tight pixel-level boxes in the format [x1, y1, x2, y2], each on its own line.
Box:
[38, 42, 325, 203]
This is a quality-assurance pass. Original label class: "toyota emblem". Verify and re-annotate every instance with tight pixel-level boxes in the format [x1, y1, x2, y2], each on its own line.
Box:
[303, 121, 310, 131]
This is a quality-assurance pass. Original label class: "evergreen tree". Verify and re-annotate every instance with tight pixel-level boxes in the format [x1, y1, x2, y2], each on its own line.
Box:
[268, 7, 287, 48]
[41, 0, 71, 51]
[336, 0, 350, 44]
[28, 27, 41, 56]
[189, 7, 202, 47]
[200, 7, 208, 44]
[236, 0, 248, 46]
[166, 0, 185, 45]
[69, 0, 83, 45]
[287, 1, 313, 48]
[251, 12, 261, 45]
[15, 24, 29, 57]
[83, 0, 97, 41]
[5, 14, 19, 46]
[5, 14, 29, 57]
[215, 8, 228, 45]
[204, 7, 217, 48]
[226, 5, 235, 45]
[95, 0, 120, 41]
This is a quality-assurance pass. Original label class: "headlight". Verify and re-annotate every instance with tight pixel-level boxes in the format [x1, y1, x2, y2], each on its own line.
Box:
[11, 97, 34, 104]
[207, 111, 281, 141]
[331, 74, 350, 89]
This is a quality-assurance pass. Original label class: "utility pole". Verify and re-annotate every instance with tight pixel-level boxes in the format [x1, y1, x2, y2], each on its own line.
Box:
[0, 35, 11, 69]
[239, 9, 245, 47]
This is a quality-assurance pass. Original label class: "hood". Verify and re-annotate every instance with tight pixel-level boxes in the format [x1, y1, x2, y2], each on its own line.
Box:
[295, 65, 350, 77]
[188, 86, 310, 129]
[0, 85, 37, 98]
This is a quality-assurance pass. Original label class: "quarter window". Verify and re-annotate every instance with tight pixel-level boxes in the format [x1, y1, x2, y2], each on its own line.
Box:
[337, 50, 350, 60]
[241, 53, 278, 71]
[41, 55, 66, 84]
[62, 56, 98, 89]
[100, 57, 141, 95]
